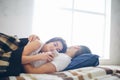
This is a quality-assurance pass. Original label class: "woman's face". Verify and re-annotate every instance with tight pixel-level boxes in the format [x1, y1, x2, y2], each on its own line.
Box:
[42, 41, 63, 52]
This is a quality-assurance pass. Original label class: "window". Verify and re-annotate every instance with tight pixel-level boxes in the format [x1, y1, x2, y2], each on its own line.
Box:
[32, 0, 111, 59]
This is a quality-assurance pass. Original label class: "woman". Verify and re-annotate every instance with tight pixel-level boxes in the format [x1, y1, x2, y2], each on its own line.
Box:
[0, 33, 67, 77]
[22, 36, 67, 64]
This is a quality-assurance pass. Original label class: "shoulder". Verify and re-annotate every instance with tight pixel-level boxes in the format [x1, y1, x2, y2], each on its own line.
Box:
[27, 40, 43, 49]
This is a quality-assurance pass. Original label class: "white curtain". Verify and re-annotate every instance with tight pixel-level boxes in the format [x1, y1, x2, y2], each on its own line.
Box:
[32, 0, 111, 59]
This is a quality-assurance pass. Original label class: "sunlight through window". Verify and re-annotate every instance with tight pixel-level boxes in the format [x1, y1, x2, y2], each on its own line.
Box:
[32, 0, 111, 59]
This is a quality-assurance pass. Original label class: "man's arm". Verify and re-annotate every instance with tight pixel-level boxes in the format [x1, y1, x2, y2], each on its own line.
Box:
[24, 63, 56, 74]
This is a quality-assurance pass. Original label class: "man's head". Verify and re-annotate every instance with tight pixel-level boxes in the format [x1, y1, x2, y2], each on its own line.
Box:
[73, 45, 91, 58]
[66, 45, 91, 58]
[66, 46, 80, 58]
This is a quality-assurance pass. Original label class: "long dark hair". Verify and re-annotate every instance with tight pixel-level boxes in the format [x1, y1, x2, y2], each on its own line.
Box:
[45, 37, 67, 53]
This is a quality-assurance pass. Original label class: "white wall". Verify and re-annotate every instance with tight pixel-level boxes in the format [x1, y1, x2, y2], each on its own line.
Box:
[0, 0, 34, 38]
[100, 0, 120, 65]
[0, 0, 120, 65]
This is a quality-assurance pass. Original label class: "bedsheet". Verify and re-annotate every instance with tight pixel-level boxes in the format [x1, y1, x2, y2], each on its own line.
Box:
[2, 65, 120, 80]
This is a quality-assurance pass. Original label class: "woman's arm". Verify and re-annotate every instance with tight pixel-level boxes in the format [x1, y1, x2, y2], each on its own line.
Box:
[22, 40, 41, 55]
[22, 40, 55, 64]
[24, 63, 56, 74]
[22, 40, 42, 64]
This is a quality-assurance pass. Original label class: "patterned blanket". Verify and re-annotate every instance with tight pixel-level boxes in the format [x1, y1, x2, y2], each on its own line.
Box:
[3, 65, 120, 80]
[0, 33, 28, 78]
[0, 33, 20, 73]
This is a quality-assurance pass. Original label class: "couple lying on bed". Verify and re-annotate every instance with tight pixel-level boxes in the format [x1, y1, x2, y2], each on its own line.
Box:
[22, 35, 92, 74]
[0, 33, 99, 77]
[22, 36, 97, 73]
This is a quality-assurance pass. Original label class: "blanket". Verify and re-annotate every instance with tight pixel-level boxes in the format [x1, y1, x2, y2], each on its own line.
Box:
[0, 33, 25, 77]
[0, 33, 20, 73]
[2, 65, 120, 80]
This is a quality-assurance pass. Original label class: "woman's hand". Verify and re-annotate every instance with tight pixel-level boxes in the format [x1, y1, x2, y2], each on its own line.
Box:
[28, 34, 40, 42]
[37, 52, 55, 62]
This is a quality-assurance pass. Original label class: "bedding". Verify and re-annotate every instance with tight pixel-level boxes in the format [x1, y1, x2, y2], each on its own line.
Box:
[1, 33, 118, 80]
[1, 65, 120, 80]
[0, 33, 20, 73]
[0, 33, 26, 77]
[0, 33, 99, 78]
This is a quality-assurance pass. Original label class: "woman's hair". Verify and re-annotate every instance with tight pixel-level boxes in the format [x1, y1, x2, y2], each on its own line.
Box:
[74, 45, 91, 58]
[45, 37, 67, 53]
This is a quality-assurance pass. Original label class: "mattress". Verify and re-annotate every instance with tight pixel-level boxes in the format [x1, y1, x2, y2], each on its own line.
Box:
[2, 65, 120, 80]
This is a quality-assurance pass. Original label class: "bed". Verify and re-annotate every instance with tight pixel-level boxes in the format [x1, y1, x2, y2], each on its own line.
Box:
[2, 65, 119, 80]
[0, 33, 120, 80]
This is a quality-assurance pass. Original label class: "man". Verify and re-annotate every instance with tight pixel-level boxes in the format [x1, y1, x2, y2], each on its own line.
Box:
[23, 46, 81, 74]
